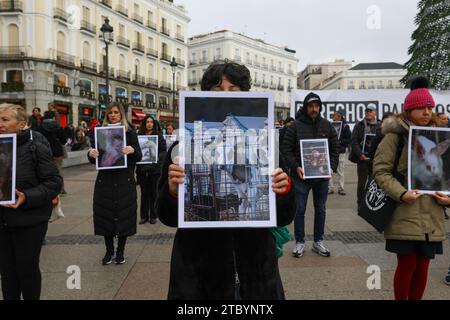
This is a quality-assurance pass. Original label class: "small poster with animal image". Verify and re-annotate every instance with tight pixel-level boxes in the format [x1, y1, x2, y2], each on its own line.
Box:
[332, 121, 343, 139]
[362, 133, 376, 159]
[178, 91, 276, 229]
[137, 135, 158, 164]
[95, 126, 127, 170]
[300, 139, 332, 179]
[408, 126, 450, 195]
[0, 134, 16, 205]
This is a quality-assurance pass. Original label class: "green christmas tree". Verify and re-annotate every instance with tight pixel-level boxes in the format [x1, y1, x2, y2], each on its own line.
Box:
[402, 0, 450, 90]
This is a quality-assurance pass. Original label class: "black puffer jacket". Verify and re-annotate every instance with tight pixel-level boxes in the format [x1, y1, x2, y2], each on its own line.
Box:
[349, 119, 381, 163]
[37, 119, 67, 158]
[156, 141, 295, 300]
[0, 129, 62, 228]
[88, 128, 142, 237]
[136, 134, 167, 184]
[337, 119, 352, 154]
[281, 93, 340, 174]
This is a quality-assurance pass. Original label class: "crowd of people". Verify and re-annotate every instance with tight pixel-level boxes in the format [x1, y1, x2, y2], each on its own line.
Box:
[0, 61, 449, 301]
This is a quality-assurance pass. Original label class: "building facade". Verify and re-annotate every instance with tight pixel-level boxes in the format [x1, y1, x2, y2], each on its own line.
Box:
[187, 30, 298, 122]
[298, 59, 353, 90]
[0, 0, 189, 128]
[317, 62, 406, 90]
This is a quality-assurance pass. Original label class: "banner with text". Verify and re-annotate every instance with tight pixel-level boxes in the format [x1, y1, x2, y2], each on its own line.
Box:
[291, 89, 450, 127]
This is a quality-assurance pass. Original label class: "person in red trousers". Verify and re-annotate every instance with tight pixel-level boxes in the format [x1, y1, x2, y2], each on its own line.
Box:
[373, 76, 450, 300]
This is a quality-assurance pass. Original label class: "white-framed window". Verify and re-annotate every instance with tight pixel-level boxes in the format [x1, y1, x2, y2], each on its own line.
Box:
[348, 80, 355, 89]
[79, 78, 93, 92]
[146, 93, 155, 103]
[116, 86, 127, 97]
[4, 69, 23, 83]
[159, 95, 169, 105]
[359, 81, 366, 89]
[54, 72, 68, 87]
[132, 90, 142, 101]
[98, 83, 111, 95]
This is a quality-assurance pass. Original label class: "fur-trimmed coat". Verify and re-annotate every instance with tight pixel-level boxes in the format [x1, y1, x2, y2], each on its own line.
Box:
[373, 115, 448, 242]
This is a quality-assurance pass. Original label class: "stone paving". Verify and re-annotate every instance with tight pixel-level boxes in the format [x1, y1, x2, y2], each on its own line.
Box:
[2, 162, 449, 300]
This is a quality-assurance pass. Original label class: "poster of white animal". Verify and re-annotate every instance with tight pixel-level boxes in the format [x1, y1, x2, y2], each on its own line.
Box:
[408, 126, 450, 195]
[178, 91, 276, 229]
[137, 135, 158, 164]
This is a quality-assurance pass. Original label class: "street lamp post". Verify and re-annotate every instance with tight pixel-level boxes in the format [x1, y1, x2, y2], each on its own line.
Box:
[170, 57, 178, 122]
[100, 18, 114, 116]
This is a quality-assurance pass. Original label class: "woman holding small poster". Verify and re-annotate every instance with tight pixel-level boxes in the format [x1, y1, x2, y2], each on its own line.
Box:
[373, 77, 450, 300]
[0, 104, 62, 300]
[136, 116, 167, 224]
[88, 103, 142, 265]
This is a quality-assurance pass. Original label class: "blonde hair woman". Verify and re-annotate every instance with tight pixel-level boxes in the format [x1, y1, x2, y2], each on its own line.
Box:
[88, 102, 142, 265]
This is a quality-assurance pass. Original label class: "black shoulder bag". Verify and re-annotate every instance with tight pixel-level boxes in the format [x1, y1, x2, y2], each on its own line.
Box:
[357, 134, 404, 233]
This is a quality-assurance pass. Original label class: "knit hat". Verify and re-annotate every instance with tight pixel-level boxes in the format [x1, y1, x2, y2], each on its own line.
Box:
[403, 77, 435, 112]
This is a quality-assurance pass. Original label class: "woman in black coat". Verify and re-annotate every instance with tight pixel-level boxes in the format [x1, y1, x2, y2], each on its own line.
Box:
[0, 104, 62, 300]
[156, 62, 295, 300]
[88, 103, 142, 265]
[136, 116, 167, 224]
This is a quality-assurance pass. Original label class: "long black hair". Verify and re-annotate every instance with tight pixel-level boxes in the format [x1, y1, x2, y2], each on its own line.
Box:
[201, 61, 252, 91]
[138, 115, 162, 135]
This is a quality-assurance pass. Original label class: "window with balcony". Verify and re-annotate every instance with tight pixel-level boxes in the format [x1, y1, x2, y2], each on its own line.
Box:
[147, 11, 156, 30]
[54, 73, 68, 87]
[79, 79, 93, 92]
[348, 80, 355, 89]
[1, 69, 24, 92]
[116, 87, 127, 98]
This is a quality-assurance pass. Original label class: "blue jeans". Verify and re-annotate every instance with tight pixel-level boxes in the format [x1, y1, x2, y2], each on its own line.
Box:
[293, 177, 329, 243]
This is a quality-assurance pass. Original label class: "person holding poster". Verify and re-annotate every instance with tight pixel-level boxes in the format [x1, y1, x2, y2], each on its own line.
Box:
[0, 104, 62, 300]
[350, 105, 381, 207]
[328, 111, 351, 195]
[282, 92, 340, 258]
[136, 116, 167, 224]
[88, 103, 142, 265]
[156, 62, 295, 300]
[373, 77, 450, 300]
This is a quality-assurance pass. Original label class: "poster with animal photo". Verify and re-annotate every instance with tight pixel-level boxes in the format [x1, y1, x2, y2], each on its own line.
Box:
[362, 133, 376, 158]
[332, 121, 343, 139]
[164, 134, 177, 150]
[137, 135, 158, 164]
[408, 126, 450, 195]
[300, 139, 332, 179]
[0, 134, 16, 205]
[95, 126, 127, 170]
[178, 91, 276, 229]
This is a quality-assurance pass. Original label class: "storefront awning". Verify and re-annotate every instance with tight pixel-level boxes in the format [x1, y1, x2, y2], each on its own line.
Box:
[132, 109, 146, 120]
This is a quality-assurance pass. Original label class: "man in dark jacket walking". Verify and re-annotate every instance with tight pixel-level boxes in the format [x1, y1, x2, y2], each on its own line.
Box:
[329, 111, 351, 195]
[37, 111, 68, 194]
[349, 105, 380, 207]
[282, 92, 339, 258]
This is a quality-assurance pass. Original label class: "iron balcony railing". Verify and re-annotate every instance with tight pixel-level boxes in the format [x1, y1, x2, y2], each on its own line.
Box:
[0, 46, 27, 59]
[99, 65, 115, 77]
[80, 20, 96, 35]
[116, 4, 128, 17]
[54, 7, 69, 22]
[161, 26, 170, 36]
[175, 58, 185, 66]
[146, 48, 158, 58]
[56, 51, 76, 67]
[175, 33, 184, 42]
[116, 70, 131, 81]
[133, 74, 146, 85]
[132, 13, 143, 24]
[80, 59, 97, 71]
[116, 36, 130, 48]
[146, 78, 158, 87]
[99, 0, 112, 8]
[146, 20, 157, 30]
[159, 81, 172, 90]
[0, 1, 22, 12]
[132, 42, 145, 53]
[161, 53, 171, 62]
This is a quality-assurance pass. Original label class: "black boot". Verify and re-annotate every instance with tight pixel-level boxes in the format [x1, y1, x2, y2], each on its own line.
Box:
[103, 236, 115, 265]
[115, 236, 127, 264]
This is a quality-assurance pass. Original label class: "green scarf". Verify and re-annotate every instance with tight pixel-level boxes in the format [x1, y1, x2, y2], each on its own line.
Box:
[271, 226, 292, 258]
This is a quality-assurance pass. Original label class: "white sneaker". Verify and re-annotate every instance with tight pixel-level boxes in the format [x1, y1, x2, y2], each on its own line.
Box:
[312, 241, 331, 257]
[292, 242, 305, 258]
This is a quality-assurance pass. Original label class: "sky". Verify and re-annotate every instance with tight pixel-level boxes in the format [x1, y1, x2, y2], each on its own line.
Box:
[177, 0, 419, 70]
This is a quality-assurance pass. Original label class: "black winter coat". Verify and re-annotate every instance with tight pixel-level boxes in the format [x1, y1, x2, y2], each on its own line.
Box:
[337, 121, 352, 154]
[156, 142, 296, 300]
[349, 119, 381, 163]
[281, 113, 340, 175]
[88, 128, 142, 237]
[37, 119, 68, 158]
[0, 129, 62, 228]
[136, 134, 167, 184]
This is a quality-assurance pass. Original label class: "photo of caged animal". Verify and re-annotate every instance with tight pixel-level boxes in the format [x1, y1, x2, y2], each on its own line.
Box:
[409, 127, 450, 194]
